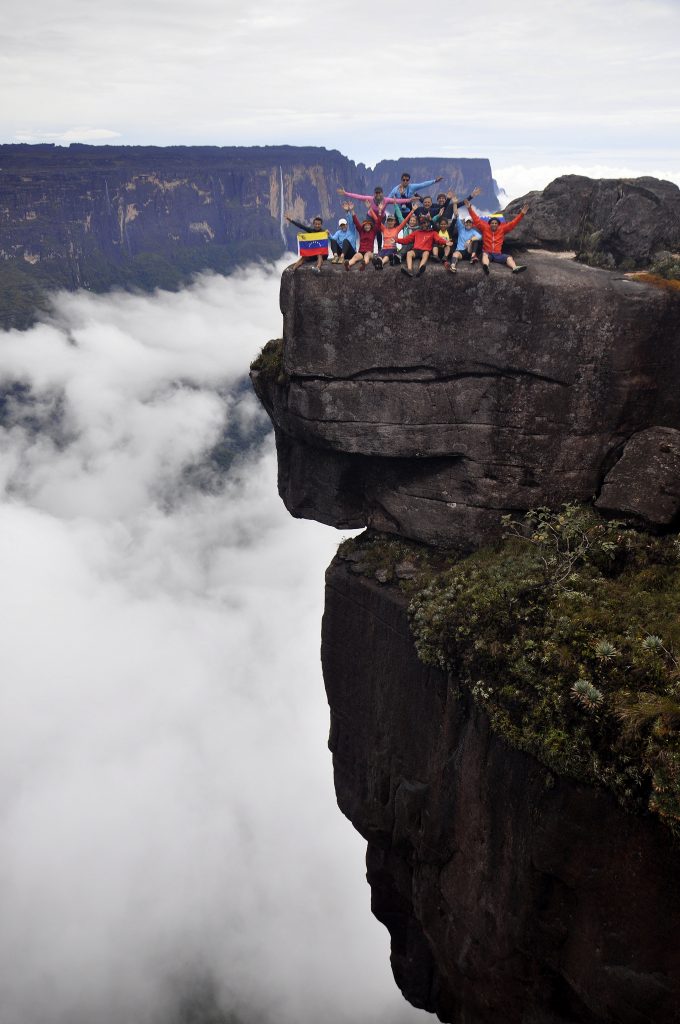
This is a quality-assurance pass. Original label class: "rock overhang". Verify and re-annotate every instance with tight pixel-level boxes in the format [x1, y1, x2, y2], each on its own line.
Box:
[252, 253, 680, 547]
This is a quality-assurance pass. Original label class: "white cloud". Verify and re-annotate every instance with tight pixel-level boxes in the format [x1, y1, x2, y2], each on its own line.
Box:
[0, 263, 427, 1024]
[14, 126, 122, 143]
[496, 162, 680, 202]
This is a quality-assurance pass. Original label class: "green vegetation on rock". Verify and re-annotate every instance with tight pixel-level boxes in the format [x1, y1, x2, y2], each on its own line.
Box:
[339, 507, 680, 835]
[250, 339, 286, 385]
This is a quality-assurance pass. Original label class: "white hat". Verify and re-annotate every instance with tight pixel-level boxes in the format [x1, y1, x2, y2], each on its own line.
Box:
[338, 217, 348, 226]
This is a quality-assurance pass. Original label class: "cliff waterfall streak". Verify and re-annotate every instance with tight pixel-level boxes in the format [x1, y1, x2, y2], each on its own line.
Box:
[279, 165, 286, 246]
[251, 177, 680, 1024]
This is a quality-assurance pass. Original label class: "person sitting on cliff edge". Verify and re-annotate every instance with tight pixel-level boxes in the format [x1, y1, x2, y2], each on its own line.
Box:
[329, 203, 358, 264]
[344, 202, 379, 271]
[399, 215, 451, 277]
[336, 185, 412, 251]
[285, 214, 328, 273]
[463, 199, 529, 274]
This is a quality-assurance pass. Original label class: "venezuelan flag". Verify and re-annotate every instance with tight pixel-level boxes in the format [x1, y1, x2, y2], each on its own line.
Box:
[298, 231, 329, 258]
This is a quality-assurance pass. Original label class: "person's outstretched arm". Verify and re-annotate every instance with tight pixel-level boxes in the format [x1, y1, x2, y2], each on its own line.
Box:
[386, 194, 415, 206]
[409, 176, 443, 191]
[337, 187, 372, 202]
[286, 216, 312, 233]
[501, 204, 529, 234]
[464, 200, 483, 229]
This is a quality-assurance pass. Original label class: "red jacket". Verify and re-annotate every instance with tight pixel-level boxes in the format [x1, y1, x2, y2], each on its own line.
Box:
[403, 227, 450, 253]
[468, 205, 525, 254]
[352, 213, 378, 254]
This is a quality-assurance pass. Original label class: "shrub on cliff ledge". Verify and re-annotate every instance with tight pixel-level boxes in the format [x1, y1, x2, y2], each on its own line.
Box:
[249, 339, 286, 384]
[408, 504, 680, 834]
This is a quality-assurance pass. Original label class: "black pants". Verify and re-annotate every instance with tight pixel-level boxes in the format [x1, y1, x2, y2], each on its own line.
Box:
[331, 238, 356, 259]
[456, 238, 482, 259]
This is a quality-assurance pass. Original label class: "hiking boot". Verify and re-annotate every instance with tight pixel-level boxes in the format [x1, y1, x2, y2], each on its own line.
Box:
[449, 262, 457, 273]
[344, 260, 350, 271]
[311, 266, 321, 274]
[417, 264, 427, 276]
[443, 260, 451, 270]
[372, 256, 382, 270]
[471, 254, 479, 264]
[359, 261, 366, 271]
[512, 265, 527, 274]
[482, 263, 490, 275]
[400, 267, 413, 278]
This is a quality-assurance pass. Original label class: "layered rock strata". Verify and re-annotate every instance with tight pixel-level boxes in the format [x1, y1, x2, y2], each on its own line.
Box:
[252, 254, 680, 549]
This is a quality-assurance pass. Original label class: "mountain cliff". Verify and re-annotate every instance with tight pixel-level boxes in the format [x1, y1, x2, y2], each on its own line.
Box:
[0, 144, 497, 328]
[251, 184, 680, 1024]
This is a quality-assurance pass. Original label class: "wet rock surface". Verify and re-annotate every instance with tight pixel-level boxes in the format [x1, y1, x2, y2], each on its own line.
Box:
[323, 559, 680, 1024]
[252, 253, 680, 548]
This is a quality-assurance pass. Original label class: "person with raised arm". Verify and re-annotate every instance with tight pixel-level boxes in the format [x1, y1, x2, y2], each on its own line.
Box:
[448, 211, 482, 272]
[464, 198, 530, 274]
[285, 214, 328, 273]
[336, 184, 412, 251]
[369, 207, 413, 269]
[431, 186, 482, 228]
[344, 202, 380, 271]
[399, 214, 451, 277]
[388, 170, 444, 203]
[329, 201, 358, 264]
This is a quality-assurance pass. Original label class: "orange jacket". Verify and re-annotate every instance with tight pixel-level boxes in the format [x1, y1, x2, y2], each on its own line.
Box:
[468, 205, 525, 254]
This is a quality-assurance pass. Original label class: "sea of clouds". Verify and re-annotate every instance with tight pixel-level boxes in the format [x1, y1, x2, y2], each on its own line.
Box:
[0, 260, 428, 1024]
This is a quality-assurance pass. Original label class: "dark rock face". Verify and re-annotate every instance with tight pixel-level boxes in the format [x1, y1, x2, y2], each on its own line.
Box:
[323, 559, 680, 1024]
[504, 175, 680, 268]
[252, 255, 680, 548]
[251, 229, 680, 1023]
[0, 144, 497, 328]
[596, 426, 680, 524]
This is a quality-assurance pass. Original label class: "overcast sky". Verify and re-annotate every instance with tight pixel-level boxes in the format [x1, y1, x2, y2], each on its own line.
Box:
[3, 0, 680, 192]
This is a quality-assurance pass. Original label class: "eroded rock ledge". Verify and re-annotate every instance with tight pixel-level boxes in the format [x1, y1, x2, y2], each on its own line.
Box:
[251, 254, 680, 549]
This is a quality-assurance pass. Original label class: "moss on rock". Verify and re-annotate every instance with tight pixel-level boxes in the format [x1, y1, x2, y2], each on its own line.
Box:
[338, 506, 680, 836]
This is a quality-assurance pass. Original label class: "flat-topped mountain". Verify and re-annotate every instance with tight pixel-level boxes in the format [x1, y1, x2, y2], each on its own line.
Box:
[0, 144, 497, 328]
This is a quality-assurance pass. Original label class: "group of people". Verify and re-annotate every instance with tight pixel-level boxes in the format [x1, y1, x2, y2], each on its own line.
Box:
[286, 171, 530, 279]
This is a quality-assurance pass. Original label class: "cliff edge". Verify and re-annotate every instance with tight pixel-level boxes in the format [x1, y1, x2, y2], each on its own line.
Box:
[253, 254, 680, 549]
[251, 231, 680, 1022]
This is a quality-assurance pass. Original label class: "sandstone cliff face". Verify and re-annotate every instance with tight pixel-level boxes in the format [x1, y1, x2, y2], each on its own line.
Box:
[323, 560, 680, 1024]
[253, 255, 680, 549]
[0, 144, 498, 327]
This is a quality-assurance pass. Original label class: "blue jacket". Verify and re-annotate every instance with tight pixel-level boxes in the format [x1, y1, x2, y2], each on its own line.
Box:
[330, 220, 358, 248]
[388, 177, 438, 199]
[455, 217, 482, 249]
